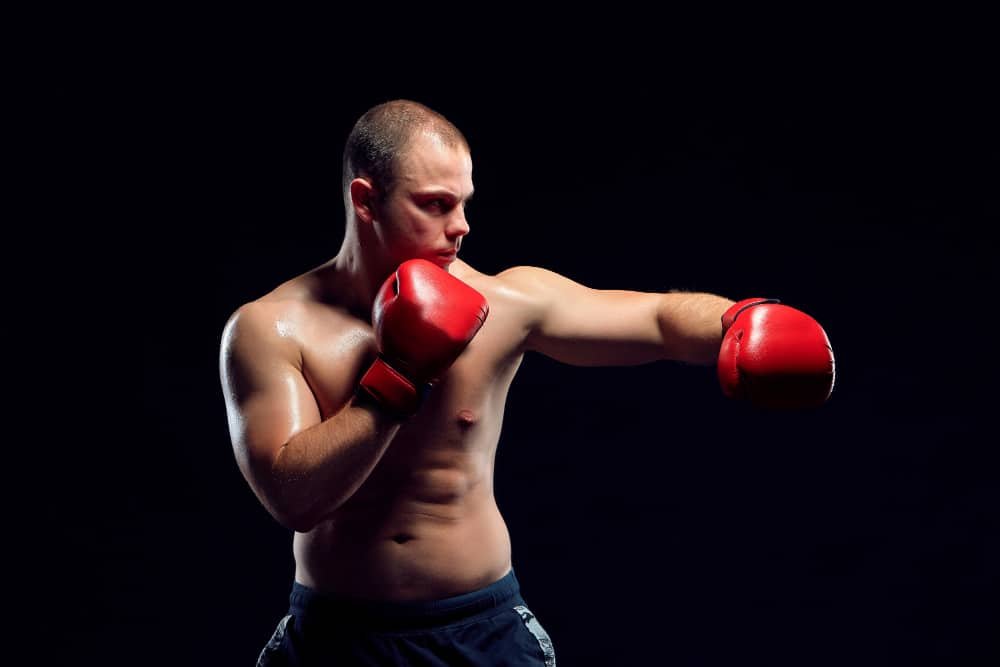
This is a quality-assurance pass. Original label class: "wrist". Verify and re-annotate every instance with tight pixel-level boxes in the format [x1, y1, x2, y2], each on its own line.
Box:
[357, 356, 431, 419]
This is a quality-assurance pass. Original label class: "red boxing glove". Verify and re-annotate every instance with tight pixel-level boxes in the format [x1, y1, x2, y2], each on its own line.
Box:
[718, 298, 835, 409]
[359, 259, 489, 417]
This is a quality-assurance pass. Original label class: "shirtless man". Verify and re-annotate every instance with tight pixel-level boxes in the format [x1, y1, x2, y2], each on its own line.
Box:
[219, 99, 835, 666]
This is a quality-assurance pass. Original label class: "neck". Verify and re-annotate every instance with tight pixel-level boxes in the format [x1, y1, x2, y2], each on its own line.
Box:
[328, 224, 393, 319]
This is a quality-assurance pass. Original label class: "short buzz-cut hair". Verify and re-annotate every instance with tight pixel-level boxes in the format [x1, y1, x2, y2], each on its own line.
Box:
[342, 99, 469, 207]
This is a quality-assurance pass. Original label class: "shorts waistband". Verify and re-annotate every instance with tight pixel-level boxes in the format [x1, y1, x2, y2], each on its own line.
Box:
[289, 569, 522, 632]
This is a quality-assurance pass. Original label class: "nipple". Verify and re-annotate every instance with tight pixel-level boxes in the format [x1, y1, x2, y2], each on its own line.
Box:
[457, 409, 477, 428]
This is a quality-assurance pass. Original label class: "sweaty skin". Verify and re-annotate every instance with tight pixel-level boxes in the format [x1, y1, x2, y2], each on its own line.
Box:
[220, 126, 733, 603]
[237, 260, 544, 601]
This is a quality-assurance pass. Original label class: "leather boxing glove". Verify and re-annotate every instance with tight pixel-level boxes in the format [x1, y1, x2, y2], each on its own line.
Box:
[359, 259, 489, 417]
[718, 298, 835, 409]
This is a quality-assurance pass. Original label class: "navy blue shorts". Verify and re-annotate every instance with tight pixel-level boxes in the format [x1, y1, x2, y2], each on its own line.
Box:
[257, 569, 556, 666]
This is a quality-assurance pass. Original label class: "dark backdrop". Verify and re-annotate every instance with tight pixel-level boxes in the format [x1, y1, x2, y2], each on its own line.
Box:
[59, 29, 998, 667]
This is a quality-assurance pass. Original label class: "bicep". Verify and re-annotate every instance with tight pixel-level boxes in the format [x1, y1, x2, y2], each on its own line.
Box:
[503, 267, 666, 366]
[219, 307, 322, 483]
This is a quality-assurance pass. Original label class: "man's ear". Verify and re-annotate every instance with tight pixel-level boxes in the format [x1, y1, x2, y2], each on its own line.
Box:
[349, 177, 377, 224]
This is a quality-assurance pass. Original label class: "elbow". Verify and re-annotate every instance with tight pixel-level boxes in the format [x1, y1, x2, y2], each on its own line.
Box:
[266, 492, 327, 534]
[253, 476, 323, 533]
[258, 450, 326, 533]
[269, 480, 348, 533]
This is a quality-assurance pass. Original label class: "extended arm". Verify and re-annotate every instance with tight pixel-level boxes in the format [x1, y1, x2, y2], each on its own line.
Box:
[499, 266, 834, 408]
[499, 266, 733, 366]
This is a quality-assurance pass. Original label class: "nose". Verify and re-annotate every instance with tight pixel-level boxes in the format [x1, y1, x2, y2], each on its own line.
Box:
[445, 209, 470, 241]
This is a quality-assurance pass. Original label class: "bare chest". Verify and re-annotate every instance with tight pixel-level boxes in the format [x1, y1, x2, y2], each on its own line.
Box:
[299, 297, 525, 446]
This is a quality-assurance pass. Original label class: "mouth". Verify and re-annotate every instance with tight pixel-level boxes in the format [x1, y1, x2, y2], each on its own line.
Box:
[427, 249, 456, 267]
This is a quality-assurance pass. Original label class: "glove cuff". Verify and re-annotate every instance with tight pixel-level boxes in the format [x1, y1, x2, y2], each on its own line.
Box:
[357, 356, 430, 418]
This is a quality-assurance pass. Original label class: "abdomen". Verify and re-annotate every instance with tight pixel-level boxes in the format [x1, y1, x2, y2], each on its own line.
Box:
[293, 488, 512, 601]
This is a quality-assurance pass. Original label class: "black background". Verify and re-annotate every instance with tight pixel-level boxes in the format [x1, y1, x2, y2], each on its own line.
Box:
[54, 20, 998, 667]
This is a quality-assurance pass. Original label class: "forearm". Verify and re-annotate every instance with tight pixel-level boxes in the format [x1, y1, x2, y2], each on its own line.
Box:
[268, 397, 402, 532]
[657, 291, 735, 364]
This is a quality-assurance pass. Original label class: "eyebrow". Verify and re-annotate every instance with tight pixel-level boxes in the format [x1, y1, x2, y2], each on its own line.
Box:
[414, 189, 474, 203]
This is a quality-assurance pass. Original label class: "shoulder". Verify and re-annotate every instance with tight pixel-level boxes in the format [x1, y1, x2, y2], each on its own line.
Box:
[220, 299, 307, 364]
[221, 271, 317, 341]
[453, 262, 572, 331]
[495, 265, 562, 292]
[494, 265, 589, 312]
[222, 298, 301, 335]
[221, 264, 363, 346]
[455, 262, 558, 300]
[221, 288, 376, 379]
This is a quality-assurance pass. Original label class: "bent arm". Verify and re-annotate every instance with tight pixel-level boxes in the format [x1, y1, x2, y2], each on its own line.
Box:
[499, 266, 734, 366]
[272, 397, 400, 531]
[219, 303, 401, 533]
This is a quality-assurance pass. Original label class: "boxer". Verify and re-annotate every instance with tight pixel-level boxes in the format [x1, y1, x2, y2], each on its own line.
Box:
[220, 99, 834, 666]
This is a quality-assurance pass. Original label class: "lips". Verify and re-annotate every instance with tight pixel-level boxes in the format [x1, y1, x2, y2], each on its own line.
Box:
[428, 250, 456, 267]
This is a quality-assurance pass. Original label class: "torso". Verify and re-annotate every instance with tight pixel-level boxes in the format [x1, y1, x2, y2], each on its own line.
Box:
[259, 259, 531, 601]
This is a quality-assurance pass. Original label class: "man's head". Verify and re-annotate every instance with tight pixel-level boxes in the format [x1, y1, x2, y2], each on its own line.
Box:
[343, 100, 474, 270]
